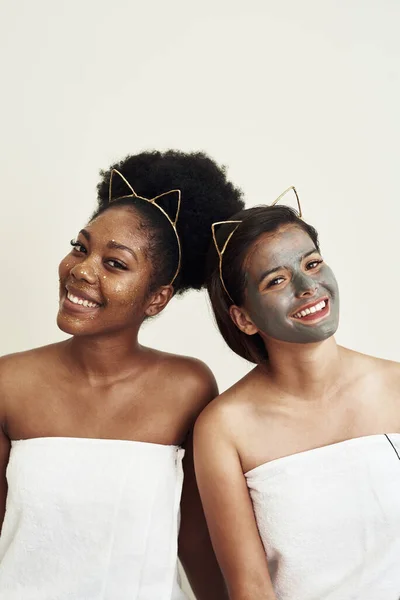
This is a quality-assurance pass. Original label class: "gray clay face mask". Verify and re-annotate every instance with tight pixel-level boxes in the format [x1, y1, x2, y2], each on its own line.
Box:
[243, 225, 339, 344]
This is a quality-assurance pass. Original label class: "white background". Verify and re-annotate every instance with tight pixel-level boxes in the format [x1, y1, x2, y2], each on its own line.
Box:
[1, 1, 399, 596]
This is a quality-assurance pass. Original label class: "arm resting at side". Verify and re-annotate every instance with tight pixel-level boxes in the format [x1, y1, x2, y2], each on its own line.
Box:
[194, 402, 276, 600]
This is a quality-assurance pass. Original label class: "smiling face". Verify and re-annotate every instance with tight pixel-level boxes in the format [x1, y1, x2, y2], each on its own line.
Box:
[233, 224, 339, 344]
[57, 206, 172, 337]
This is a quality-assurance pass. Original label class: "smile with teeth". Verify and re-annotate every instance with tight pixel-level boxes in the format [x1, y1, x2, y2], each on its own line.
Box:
[67, 291, 100, 308]
[293, 300, 327, 319]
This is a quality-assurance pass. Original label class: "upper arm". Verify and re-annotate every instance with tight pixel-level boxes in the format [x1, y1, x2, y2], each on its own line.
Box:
[179, 430, 209, 550]
[178, 359, 218, 544]
[178, 367, 229, 599]
[0, 359, 11, 532]
[178, 360, 219, 552]
[182, 357, 219, 411]
[0, 424, 10, 533]
[179, 430, 229, 600]
[172, 356, 219, 441]
[194, 405, 276, 600]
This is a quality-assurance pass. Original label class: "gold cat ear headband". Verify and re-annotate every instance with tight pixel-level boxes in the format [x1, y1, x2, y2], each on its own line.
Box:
[109, 168, 182, 286]
[212, 186, 302, 303]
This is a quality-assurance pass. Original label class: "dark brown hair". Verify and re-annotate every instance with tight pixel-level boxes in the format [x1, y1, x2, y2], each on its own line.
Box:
[206, 205, 320, 364]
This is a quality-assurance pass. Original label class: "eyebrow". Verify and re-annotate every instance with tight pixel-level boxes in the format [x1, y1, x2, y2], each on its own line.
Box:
[79, 229, 138, 262]
[257, 248, 319, 286]
[107, 240, 138, 262]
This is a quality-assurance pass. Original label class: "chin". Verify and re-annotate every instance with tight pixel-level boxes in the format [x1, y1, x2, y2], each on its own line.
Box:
[56, 312, 95, 336]
[306, 322, 339, 343]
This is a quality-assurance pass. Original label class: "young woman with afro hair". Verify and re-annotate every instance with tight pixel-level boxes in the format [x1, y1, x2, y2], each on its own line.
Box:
[0, 150, 244, 599]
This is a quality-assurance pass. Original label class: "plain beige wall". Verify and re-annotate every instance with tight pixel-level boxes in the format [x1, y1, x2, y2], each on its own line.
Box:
[1, 1, 399, 597]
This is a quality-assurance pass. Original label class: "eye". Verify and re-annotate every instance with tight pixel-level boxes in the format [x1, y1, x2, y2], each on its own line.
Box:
[267, 276, 285, 288]
[106, 259, 127, 271]
[70, 239, 86, 254]
[306, 259, 323, 270]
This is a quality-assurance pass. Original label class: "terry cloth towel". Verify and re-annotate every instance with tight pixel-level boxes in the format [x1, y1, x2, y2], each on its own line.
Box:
[0, 437, 188, 600]
[245, 433, 400, 600]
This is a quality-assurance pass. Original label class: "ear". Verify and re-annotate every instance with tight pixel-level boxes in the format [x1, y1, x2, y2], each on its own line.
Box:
[229, 304, 259, 336]
[144, 285, 174, 317]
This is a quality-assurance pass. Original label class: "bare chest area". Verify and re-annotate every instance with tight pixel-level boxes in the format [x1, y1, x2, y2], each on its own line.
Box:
[238, 377, 400, 473]
[6, 376, 191, 446]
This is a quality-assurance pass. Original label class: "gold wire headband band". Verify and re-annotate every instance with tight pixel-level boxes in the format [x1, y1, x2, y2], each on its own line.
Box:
[212, 186, 302, 303]
[108, 169, 182, 286]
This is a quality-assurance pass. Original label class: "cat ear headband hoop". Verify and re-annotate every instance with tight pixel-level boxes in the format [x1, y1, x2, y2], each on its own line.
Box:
[109, 168, 182, 286]
[211, 186, 302, 303]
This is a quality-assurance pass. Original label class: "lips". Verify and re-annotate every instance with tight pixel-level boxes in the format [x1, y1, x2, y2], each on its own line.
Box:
[66, 285, 101, 304]
[62, 285, 103, 312]
[290, 297, 330, 321]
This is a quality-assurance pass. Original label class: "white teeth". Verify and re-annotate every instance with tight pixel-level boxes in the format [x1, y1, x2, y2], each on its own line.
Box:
[67, 293, 79, 305]
[294, 300, 326, 319]
[67, 292, 99, 308]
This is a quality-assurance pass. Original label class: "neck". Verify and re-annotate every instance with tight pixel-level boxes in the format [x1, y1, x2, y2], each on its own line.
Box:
[62, 327, 145, 385]
[262, 336, 343, 401]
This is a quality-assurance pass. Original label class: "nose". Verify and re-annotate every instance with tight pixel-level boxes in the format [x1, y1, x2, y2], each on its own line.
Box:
[70, 259, 97, 285]
[293, 272, 318, 298]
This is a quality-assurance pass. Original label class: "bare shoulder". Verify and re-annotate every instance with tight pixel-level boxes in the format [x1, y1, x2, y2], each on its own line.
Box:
[369, 354, 400, 386]
[343, 347, 400, 380]
[159, 350, 216, 392]
[341, 347, 400, 405]
[0, 343, 64, 398]
[195, 367, 259, 439]
[144, 347, 218, 413]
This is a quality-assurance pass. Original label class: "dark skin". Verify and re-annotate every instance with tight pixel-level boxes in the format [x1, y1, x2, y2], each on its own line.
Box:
[0, 205, 227, 600]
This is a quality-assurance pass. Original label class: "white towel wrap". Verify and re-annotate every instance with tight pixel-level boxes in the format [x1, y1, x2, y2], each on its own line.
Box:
[0, 437, 188, 599]
[245, 433, 400, 600]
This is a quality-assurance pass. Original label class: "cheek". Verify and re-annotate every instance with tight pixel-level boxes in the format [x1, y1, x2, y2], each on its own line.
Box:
[58, 254, 74, 279]
[247, 287, 280, 322]
[319, 266, 339, 295]
[115, 282, 138, 305]
[103, 276, 147, 309]
[248, 289, 296, 330]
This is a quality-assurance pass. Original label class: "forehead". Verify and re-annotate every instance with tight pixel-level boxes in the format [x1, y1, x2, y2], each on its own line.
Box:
[86, 206, 148, 246]
[246, 225, 317, 274]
